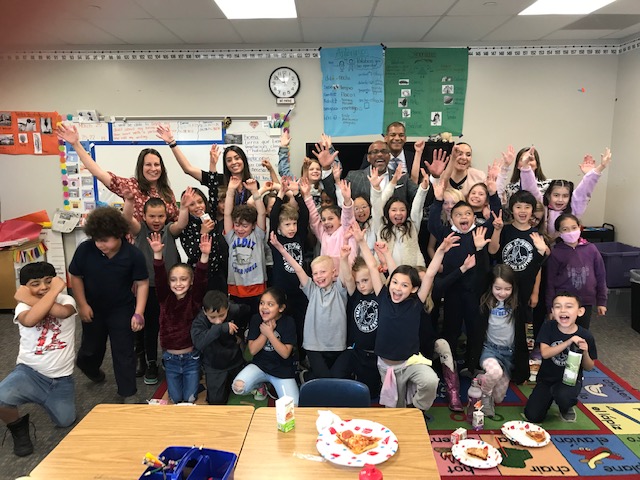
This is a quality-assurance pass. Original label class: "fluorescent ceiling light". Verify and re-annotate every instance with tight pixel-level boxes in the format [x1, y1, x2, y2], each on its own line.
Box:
[519, 0, 616, 15]
[214, 0, 297, 20]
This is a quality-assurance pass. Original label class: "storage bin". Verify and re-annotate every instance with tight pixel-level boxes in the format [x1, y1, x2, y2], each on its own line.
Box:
[606, 288, 631, 318]
[595, 242, 640, 288]
[139, 446, 237, 480]
[582, 223, 615, 243]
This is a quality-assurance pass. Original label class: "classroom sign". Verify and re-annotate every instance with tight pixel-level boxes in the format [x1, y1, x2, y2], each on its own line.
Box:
[383, 48, 468, 137]
[321, 45, 384, 136]
[0, 110, 62, 155]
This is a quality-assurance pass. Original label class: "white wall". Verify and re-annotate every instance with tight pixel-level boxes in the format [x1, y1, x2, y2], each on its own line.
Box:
[606, 49, 640, 246]
[0, 53, 619, 231]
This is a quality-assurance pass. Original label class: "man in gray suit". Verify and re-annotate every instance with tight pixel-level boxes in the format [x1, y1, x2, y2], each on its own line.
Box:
[323, 140, 417, 207]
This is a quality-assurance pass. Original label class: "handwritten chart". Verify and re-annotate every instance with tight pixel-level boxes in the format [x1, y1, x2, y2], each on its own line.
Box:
[321, 45, 384, 136]
[112, 120, 223, 142]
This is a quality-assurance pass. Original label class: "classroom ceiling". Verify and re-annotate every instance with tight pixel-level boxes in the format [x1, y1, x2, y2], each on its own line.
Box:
[3, 0, 640, 51]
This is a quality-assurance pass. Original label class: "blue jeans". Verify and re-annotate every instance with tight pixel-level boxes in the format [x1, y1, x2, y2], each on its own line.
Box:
[232, 364, 299, 405]
[480, 341, 514, 375]
[162, 351, 201, 403]
[0, 363, 75, 427]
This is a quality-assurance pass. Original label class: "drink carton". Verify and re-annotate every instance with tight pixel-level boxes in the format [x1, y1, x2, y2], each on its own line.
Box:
[451, 427, 467, 445]
[276, 395, 295, 432]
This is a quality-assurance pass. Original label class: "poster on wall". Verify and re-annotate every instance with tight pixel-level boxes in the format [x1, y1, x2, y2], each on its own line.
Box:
[0, 111, 62, 154]
[61, 141, 97, 212]
[320, 45, 384, 136]
[383, 49, 468, 136]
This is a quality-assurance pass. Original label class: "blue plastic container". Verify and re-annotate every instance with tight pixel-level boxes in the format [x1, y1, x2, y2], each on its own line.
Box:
[595, 242, 640, 288]
[139, 446, 237, 480]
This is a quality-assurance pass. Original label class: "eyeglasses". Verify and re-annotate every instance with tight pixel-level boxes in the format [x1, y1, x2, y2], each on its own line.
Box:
[368, 149, 390, 155]
[354, 206, 370, 212]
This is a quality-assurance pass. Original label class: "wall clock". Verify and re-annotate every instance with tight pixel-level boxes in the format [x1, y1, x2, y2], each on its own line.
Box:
[269, 66, 300, 98]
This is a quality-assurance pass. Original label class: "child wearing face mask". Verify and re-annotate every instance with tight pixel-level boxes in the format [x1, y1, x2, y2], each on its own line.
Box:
[545, 214, 607, 330]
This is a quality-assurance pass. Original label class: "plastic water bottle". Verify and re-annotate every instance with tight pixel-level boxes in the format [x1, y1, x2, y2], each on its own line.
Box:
[466, 378, 482, 424]
[562, 343, 583, 386]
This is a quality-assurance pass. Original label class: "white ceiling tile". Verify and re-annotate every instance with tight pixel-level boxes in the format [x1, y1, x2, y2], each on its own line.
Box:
[425, 15, 511, 42]
[602, 24, 640, 39]
[296, 0, 375, 17]
[74, 0, 152, 18]
[374, 0, 455, 17]
[232, 19, 302, 43]
[597, 0, 640, 15]
[363, 17, 439, 42]
[543, 29, 617, 40]
[447, 0, 532, 16]
[90, 19, 183, 44]
[134, 0, 225, 19]
[301, 18, 369, 43]
[49, 19, 127, 45]
[483, 15, 583, 41]
[160, 19, 243, 44]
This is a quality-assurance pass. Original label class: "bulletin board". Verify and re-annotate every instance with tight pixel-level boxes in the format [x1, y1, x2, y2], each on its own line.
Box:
[62, 118, 282, 212]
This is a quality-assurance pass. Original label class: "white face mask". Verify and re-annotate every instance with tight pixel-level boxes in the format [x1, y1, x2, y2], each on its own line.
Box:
[560, 229, 581, 244]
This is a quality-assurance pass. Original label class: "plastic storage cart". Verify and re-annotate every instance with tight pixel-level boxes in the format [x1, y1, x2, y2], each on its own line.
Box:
[595, 242, 640, 288]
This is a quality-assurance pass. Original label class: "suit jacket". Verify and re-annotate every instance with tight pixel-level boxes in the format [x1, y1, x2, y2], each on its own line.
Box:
[322, 166, 418, 206]
[358, 146, 416, 175]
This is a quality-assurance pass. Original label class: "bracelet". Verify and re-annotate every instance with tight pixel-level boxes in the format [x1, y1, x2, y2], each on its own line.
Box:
[168, 141, 177, 148]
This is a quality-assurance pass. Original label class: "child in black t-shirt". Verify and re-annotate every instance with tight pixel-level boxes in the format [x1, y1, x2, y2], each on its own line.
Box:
[524, 293, 597, 423]
[231, 288, 299, 404]
[269, 177, 310, 359]
[339, 255, 381, 398]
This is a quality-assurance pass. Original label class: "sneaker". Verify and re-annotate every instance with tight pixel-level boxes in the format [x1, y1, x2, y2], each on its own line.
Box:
[252, 384, 267, 401]
[481, 393, 495, 418]
[144, 361, 159, 386]
[559, 407, 577, 422]
[5, 414, 35, 457]
[86, 369, 106, 384]
[135, 354, 146, 378]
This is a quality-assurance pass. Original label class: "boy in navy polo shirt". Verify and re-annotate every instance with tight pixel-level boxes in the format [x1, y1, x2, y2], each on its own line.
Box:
[69, 207, 149, 403]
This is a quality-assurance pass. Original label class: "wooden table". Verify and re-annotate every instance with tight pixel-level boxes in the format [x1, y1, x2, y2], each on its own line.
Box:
[234, 407, 438, 479]
[29, 404, 255, 480]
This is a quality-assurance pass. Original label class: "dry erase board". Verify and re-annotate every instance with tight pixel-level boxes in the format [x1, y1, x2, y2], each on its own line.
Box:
[69, 118, 281, 211]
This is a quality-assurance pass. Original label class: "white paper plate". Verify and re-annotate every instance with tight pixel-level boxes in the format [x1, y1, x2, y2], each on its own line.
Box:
[316, 419, 398, 467]
[501, 420, 550, 447]
[451, 439, 502, 469]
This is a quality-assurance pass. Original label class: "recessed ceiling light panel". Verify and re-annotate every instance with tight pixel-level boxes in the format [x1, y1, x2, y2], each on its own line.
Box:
[519, 0, 616, 16]
[214, 0, 297, 20]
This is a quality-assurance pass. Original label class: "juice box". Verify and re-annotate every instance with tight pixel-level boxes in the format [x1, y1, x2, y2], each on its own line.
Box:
[276, 395, 295, 432]
[472, 410, 484, 431]
[451, 427, 467, 445]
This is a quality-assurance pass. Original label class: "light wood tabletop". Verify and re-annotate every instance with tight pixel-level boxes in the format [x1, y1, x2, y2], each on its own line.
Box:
[234, 407, 438, 479]
[29, 404, 255, 480]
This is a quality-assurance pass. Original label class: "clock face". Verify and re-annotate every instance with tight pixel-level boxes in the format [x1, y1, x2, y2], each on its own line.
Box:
[269, 67, 300, 98]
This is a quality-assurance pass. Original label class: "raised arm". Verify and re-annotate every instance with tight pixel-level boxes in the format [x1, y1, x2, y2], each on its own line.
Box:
[57, 122, 112, 187]
[352, 223, 383, 296]
[224, 176, 241, 234]
[156, 124, 202, 182]
[339, 243, 356, 296]
[261, 157, 280, 185]
[277, 131, 293, 177]
[169, 187, 195, 236]
[270, 231, 310, 287]
[123, 188, 141, 236]
[410, 170, 430, 228]
[418, 233, 460, 303]
[247, 179, 268, 232]
[488, 210, 503, 255]
[410, 140, 425, 185]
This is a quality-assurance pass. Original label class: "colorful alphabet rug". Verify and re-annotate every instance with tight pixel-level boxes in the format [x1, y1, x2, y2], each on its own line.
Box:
[429, 360, 640, 479]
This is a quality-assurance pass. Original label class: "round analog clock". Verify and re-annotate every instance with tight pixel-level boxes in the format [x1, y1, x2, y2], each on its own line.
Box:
[269, 66, 300, 98]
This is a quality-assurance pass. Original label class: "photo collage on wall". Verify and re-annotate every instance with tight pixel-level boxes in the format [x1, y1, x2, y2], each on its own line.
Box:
[0, 111, 61, 155]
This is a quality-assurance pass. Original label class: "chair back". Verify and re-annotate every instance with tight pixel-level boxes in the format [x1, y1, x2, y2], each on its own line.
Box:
[298, 378, 370, 407]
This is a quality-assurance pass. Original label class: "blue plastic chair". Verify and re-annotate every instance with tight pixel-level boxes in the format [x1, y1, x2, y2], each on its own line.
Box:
[298, 378, 371, 407]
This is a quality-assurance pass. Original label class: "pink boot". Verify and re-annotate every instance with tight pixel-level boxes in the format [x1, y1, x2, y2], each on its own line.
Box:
[442, 365, 464, 412]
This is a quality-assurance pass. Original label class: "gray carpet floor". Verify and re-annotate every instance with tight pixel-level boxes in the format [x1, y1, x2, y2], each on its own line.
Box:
[1, 305, 639, 478]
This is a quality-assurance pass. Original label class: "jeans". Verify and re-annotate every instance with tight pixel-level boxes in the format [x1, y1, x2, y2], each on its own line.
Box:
[0, 363, 75, 427]
[480, 341, 515, 375]
[162, 351, 201, 403]
[232, 364, 299, 405]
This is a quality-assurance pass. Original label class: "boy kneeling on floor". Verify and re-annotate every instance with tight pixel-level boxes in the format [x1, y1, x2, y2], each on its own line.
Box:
[0, 262, 77, 456]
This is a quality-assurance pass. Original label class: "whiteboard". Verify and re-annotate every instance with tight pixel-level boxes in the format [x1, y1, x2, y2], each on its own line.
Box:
[90, 119, 281, 207]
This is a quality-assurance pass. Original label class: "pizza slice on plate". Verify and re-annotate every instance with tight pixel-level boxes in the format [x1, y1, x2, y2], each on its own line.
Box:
[467, 446, 489, 460]
[336, 429, 381, 455]
[525, 429, 546, 443]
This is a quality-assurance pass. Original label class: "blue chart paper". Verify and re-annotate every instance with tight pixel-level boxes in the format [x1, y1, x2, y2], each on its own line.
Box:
[321, 45, 384, 136]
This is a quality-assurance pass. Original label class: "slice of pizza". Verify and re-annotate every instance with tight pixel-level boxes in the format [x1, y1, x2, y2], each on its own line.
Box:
[467, 446, 489, 460]
[525, 429, 546, 443]
[336, 429, 381, 455]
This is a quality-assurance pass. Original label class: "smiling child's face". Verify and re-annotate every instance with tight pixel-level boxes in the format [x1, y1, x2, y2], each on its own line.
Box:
[451, 205, 474, 233]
